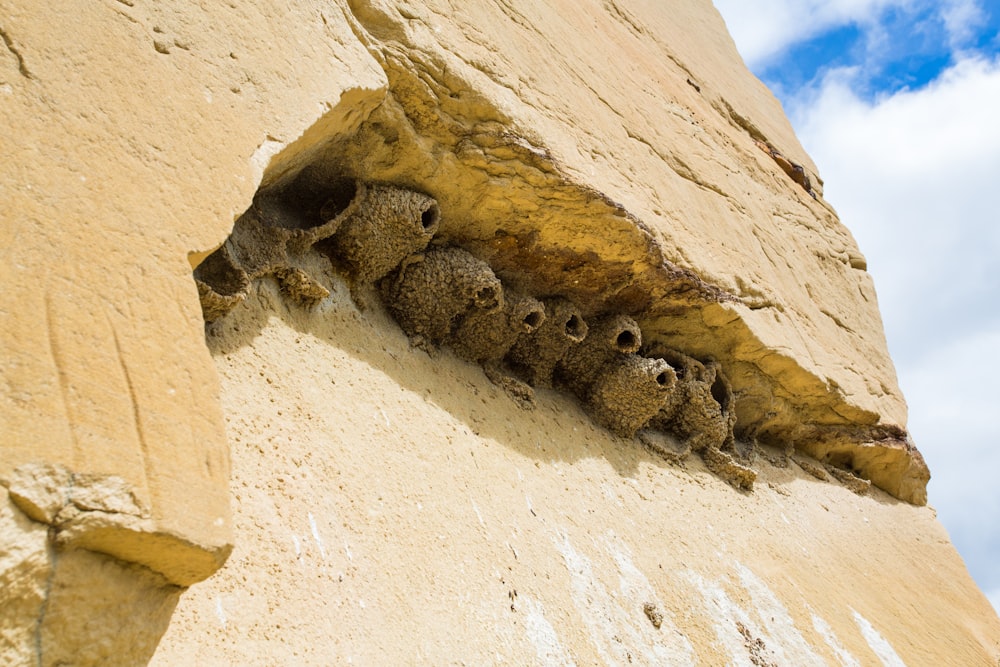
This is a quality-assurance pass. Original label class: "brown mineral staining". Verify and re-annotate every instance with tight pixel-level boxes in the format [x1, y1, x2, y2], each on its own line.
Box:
[642, 602, 663, 629]
[382, 246, 503, 348]
[587, 355, 675, 438]
[558, 314, 642, 397]
[320, 182, 440, 287]
[506, 297, 589, 388]
[754, 139, 816, 199]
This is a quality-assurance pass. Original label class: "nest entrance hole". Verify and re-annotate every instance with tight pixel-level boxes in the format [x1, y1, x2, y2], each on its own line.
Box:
[421, 204, 441, 230]
[565, 314, 586, 340]
[475, 286, 499, 309]
[195, 250, 245, 297]
[523, 310, 543, 329]
[616, 330, 638, 350]
[314, 180, 360, 227]
[710, 376, 730, 410]
[825, 451, 855, 472]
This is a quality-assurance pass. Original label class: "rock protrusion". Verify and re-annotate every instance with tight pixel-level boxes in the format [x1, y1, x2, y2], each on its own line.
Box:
[187, 171, 906, 497]
[2, 462, 231, 586]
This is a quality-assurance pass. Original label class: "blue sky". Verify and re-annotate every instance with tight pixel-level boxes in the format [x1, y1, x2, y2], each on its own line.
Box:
[714, 0, 1000, 615]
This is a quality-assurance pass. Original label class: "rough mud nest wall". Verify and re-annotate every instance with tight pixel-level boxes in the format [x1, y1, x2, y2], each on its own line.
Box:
[195, 178, 888, 494]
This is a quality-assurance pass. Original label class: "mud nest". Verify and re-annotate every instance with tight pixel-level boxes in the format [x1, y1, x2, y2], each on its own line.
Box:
[317, 181, 440, 287]
[506, 297, 589, 388]
[557, 314, 643, 398]
[192, 177, 764, 491]
[381, 246, 503, 348]
[450, 287, 546, 365]
[587, 355, 676, 438]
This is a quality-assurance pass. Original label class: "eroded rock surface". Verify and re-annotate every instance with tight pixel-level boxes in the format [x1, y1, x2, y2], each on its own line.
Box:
[222, 0, 927, 503]
[189, 9, 932, 498]
[1, 484, 182, 666]
[3, 0, 973, 663]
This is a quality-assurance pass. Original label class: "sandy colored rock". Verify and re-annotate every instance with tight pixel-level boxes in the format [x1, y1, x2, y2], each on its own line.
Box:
[150, 278, 1000, 665]
[1, 0, 383, 658]
[2, 0, 994, 663]
[262, 0, 925, 501]
[0, 488, 48, 665]
[1, 485, 183, 666]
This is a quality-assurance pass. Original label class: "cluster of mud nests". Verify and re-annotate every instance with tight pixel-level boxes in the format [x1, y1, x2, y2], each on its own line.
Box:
[195, 181, 756, 490]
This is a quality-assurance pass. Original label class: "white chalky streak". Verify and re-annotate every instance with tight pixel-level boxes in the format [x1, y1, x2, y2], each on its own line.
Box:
[308, 512, 327, 560]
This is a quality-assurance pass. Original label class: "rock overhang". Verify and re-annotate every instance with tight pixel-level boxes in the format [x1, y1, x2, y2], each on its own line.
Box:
[200, 0, 928, 503]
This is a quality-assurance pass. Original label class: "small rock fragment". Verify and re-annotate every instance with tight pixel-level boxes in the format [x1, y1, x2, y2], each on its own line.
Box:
[825, 465, 871, 495]
[643, 602, 663, 629]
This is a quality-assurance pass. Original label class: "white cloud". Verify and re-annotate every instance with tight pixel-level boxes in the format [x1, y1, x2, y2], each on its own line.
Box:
[941, 0, 987, 49]
[792, 56, 1000, 359]
[713, 0, 989, 70]
[712, 0, 916, 68]
[790, 55, 1000, 596]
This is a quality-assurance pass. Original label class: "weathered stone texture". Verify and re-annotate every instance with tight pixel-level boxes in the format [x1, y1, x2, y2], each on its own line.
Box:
[2, 0, 995, 663]
[1, 0, 384, 588]
[279, 0, 925, 501]
[1, 0, 383, 660]
[151, 277, 1000, 665]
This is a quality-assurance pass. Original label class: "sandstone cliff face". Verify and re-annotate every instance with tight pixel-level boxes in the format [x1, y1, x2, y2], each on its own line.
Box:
[152, 277, 998, 665]
[244, 0, 927, 504]
[2, 0, 996, 664]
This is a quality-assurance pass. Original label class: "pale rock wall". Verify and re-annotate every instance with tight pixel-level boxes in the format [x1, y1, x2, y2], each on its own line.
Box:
[267, 0, 927, 502]
[153, 274, 1000, 665]
[1, 0, 383, 660]
[2, 0, 995, 664]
